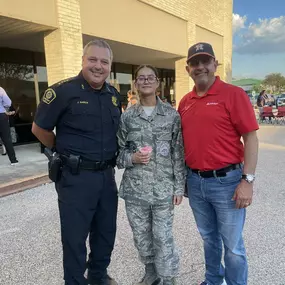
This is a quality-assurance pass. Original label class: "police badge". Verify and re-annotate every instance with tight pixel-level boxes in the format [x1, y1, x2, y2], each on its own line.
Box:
[112, 96, 118, 107]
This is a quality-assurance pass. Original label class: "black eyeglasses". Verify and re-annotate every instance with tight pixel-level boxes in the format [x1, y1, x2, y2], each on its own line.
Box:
[136, 75, 158, 84]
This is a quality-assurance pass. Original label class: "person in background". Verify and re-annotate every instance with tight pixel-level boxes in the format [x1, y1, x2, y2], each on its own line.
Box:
[126, 90, 137, 109]
[0, 86, 18, 165]
[126, 95, 139, 109]
[121, 103, 127, 113]
[117, 64, 185, 285]
[1, 105, 18, 155]
[257, 90, 271, 121]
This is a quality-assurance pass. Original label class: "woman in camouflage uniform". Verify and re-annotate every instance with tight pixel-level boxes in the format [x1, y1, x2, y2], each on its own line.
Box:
[117, 65, 186, 285]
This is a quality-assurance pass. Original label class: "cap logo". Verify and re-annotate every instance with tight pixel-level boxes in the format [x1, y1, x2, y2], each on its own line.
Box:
[195, 44, 204, 51]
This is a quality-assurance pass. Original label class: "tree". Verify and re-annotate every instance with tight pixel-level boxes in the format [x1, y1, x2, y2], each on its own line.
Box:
[252, 83, 262, 94]
[0, 63, 33, 80]
[262, 73, 285, 94]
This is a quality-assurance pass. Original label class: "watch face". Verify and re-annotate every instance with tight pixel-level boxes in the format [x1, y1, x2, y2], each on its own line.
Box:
[246, 174, 255, 183]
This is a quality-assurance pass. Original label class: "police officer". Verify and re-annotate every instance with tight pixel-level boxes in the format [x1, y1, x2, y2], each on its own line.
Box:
[32, 40, 120, 285]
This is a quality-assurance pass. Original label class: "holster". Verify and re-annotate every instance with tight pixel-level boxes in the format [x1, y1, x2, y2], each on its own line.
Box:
[48, 153, 62, 182]
[66, 154, 81, 175]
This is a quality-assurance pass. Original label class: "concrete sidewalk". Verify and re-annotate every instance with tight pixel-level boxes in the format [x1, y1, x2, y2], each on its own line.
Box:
[0, 143, 50, 197]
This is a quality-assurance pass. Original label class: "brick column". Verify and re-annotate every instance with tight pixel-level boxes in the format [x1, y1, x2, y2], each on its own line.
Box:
[223, 0, 233, 83]
[175, 21, 195, 108]
[175, 58, 189, 107]
[44, 0, 83, 85]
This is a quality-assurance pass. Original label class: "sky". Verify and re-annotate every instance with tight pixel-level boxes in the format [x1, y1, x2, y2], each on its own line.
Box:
[232, 0, 285, 79]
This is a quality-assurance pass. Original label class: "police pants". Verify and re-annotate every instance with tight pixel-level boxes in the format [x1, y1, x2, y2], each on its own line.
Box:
[125, 201, 179, 279]
[0, 113, 16, 163]
[55, 167, 118, 285]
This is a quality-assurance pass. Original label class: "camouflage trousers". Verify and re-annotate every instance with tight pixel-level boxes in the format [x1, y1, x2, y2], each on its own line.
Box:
[125, 201, 179, 278]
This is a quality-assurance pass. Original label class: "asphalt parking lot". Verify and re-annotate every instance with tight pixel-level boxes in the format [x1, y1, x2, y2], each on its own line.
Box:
[0, 133, 284, 285]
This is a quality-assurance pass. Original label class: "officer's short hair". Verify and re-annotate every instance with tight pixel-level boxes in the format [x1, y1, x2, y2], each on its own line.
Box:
[83, 39, 113, 62]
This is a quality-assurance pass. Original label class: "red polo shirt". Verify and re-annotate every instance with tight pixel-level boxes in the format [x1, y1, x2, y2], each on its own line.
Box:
[178, 76, 259, 171]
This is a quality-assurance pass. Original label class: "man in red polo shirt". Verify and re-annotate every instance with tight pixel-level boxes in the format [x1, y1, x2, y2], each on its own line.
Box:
[178, 42, 259, 285]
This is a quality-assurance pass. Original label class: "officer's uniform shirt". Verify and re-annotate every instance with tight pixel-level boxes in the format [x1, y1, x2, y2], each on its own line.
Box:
[34, 72, 121, 161]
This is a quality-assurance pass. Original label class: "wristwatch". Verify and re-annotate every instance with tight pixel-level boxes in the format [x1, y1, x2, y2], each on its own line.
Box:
[242, 174, 256, 183]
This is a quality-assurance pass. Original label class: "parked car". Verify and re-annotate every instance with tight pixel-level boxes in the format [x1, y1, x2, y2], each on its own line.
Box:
[276, 94, 285, 107]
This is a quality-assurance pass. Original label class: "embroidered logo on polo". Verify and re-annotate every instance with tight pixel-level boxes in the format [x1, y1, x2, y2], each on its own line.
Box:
[206, 102, 218, 106]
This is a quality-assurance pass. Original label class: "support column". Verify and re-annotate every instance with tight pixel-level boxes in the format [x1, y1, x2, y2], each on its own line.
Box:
[32, 54, 40, 106]
[223, 0, 233, 83]
[175, 58, 194, 108]
[44, 0, 83, 85]
[175, 21, 196, 108]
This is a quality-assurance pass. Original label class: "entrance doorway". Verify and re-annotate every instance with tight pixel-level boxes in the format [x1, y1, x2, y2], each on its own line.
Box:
[0, 48, 47, 145]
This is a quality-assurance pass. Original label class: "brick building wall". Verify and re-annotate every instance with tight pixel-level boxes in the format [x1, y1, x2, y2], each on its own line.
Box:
[42, 0, 232, 102]
[140, 0, 233, 105]
[44, 0, 83, 85]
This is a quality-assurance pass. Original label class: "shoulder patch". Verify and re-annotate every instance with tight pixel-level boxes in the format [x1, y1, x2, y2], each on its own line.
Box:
[42, 88, 56, 105]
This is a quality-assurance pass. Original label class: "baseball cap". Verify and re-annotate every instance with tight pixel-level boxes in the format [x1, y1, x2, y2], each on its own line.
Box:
[186, 42, 215, 63]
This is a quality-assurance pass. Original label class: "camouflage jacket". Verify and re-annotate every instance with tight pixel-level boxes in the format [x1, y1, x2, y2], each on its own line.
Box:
[116, 98, 186, 204]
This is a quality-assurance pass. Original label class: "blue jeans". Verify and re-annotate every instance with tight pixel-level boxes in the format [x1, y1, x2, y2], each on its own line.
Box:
[187, 168, 248, 285]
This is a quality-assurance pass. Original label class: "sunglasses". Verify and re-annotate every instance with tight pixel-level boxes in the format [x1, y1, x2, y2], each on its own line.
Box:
[188, 57, 214, 67]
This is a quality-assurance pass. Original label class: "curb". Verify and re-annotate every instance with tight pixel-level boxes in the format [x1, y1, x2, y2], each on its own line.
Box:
[0, 174, 51, 198]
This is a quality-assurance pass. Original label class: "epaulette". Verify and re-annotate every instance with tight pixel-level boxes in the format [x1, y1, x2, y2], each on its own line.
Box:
[106, 84, 118, 94]
[50, 76, 78, 89]
[108, 84, 121, 99]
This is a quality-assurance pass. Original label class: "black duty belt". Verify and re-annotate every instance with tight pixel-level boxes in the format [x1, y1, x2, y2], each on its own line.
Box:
[191, 163, 242, 178]
[79, 159, 115, 171]
[61, 155, 116, 171]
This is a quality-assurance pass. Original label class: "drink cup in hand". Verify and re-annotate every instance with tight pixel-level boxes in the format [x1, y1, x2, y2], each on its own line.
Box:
[139, 146, 153, 155]
[132, 146, 153, 164]
[138, 146, 152, 164]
